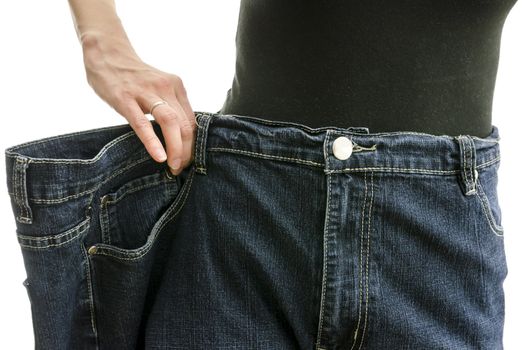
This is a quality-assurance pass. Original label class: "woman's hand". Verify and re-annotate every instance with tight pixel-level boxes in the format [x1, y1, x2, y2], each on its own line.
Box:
[81, 33, 196, 176]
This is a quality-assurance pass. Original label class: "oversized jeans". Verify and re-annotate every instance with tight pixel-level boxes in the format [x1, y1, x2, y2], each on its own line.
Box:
[5, 111, 508, 349]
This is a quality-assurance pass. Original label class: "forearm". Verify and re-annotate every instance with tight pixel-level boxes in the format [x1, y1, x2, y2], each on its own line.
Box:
[67, 0, 140, 61]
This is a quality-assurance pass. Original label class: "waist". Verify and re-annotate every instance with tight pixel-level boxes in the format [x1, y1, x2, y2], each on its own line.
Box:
[4, 110, 501, 203]
[218, 77, 495, 138]
[198, 111, 500, 176]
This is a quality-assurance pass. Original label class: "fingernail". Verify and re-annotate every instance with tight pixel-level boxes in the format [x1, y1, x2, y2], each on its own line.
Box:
[154, 148, 167, 162]
[170, 158, 181, 170]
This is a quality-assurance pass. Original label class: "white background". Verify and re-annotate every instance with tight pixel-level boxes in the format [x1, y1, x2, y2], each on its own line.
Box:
[0, 1, 526, 348]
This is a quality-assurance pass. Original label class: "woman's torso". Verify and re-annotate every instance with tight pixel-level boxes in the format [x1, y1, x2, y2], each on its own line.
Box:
[218, 0, 518, 137]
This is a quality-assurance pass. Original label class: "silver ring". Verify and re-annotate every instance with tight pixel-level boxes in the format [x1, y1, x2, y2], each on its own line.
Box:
[149, 100, 167, 115]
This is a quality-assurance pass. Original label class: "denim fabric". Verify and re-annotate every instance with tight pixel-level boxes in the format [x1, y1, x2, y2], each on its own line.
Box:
[5, 111, 507, 350]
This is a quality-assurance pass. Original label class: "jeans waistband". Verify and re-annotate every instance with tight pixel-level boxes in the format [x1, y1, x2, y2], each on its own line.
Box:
[193, 110, 501, 194]
[5, 122, 172, 224]
[4, 110, 501, 224]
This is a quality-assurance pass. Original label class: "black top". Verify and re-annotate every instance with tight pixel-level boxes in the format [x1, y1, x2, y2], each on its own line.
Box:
[218, 0, 518, 137]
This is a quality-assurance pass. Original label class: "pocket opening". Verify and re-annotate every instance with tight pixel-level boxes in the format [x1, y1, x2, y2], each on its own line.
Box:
[88, 164, 197, 260]
[473, 166, 504, 237]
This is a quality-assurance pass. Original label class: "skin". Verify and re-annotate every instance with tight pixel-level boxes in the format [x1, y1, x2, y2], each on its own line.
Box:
[68, 0, 196, 175]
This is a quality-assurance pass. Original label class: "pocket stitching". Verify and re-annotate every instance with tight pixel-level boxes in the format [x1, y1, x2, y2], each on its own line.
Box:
[107, 172, 177, 204]
[98, 171, 178, 245]
[17, 216, 92, 249]
[475, 177, 504, 237]
[89, 166, 196, 260]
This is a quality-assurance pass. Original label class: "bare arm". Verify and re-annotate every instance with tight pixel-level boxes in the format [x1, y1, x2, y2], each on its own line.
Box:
[68, 0, 138, 61]
[67, 0, 196, 175]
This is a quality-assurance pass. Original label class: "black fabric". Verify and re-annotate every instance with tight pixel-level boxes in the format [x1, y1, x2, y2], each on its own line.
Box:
[218, 0, 518, 137]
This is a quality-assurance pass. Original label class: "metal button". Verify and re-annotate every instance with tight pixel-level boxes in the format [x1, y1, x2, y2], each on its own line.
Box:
[332, 136, 354, 160]
[87, 246, 97, 255]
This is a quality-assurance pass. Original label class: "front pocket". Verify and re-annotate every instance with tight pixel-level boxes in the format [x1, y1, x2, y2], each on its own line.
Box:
[86, 165, 198, 348]
[98, 168, 182, 250]
[88, 164, 196, 260]
[474, 164, 504, 237]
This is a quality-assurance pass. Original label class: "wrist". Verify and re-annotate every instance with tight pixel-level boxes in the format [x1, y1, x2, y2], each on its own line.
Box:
[81, 31, 141, 68]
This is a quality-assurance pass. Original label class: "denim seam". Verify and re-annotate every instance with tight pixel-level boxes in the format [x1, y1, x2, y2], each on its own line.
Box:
[105, 176, 174, 204]
[5, 130, 138, 164]
[7, 155, 500, 203]
[351, 172, 369, 349]
[98, 175, 176, 246]
[476, 156, 501, 169]
[17, 216, 91, 249]
[13, 157, 33, 223]
[87, 166, 196, 260]
[457, 135, 478, 195]
[205, 112, 373, 136]
[208, 147, 324, 168]
[315, 133, 332, 350]
[358, 171, 375, 350]
[327, 168, 460, 175]
[475, 180, 505, 237]
[17, 155, 153, 204]
[195, 114, 204, 173]
[99, 198, 112, 245]
[460, 137, 469, 193]
[194, 113, 212, 175]
[206, 147, 500, 174]
[80, 233, 99, 349]
[199, 114, 209, 171]
[470, 196, 487, 334]
[204, 111, 501, 142]
[466, 137, 476, 194]
[4, 124, 134, 154]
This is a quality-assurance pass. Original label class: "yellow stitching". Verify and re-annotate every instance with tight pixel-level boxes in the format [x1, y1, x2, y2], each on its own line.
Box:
[18, 219, 91, 249]
[316, 133, 332, 349]
[105, 175, 170, 204]
[208, 147, 500, 175]
[17, 218, 91, 242]
[358, 171, 374, 349]
[199, 115, 208, 169]
[28, 155, 152, 203]
[5, 124, 133, 153]
[351, 172, 368, 349]
[88, 167, 196, 260]
[475, 181, 505, 236]
[81, 235, 99, 343]
[209, 147, 324, 168]
[6, 130, 138, 164]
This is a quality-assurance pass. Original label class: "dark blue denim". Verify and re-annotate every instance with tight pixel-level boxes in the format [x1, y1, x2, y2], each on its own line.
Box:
[5, 111, 507, 349]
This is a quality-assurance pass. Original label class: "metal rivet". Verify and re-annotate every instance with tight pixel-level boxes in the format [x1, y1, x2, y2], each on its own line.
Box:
[165, 167, 177, 179]
[100, 195, 110, 206]
[87, 246, 97, 255]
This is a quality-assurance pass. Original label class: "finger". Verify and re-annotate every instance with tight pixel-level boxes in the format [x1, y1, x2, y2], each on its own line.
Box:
[163, 95, 196, 167]
[170, 76, 198, 164]
[139, 96, 185, 172]
[115, 98, 167, 162]
[171, 75, 195, 122]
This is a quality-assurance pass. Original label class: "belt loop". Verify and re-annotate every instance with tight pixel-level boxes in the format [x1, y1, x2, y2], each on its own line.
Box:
[455, 135, 478, 196]
[12, 156, 33, 224]
[193, 112, 213, 175]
